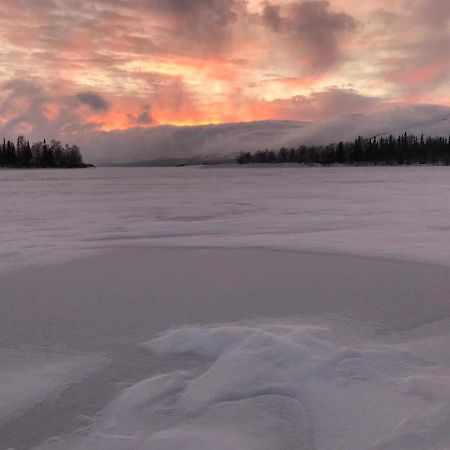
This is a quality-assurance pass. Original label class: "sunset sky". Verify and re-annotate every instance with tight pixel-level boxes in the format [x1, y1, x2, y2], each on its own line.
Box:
[0, 0, 449, 139]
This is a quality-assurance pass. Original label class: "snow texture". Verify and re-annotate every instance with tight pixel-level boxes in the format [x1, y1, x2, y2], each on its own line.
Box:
[35, 321, 450, 450]
[0, 350, 108, 425]
[1, 166, 450, 275]
[0, 166, 449, 450]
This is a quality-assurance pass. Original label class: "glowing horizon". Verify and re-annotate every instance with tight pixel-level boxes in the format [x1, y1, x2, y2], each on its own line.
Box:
[0, 0, 449, 137]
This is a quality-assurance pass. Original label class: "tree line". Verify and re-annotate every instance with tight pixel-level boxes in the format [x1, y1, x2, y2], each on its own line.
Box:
[237, 134, 450, 166]
[0, 136, 87, 168]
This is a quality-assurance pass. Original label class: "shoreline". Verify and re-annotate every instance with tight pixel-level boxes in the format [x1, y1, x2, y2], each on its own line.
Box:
[0, 164, 95, 169]
[205, 162, 450, 168]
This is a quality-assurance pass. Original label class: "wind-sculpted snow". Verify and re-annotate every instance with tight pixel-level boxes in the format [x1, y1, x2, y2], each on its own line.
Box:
[35, 321, 450, 450]
[1, 166, 450, 274]
[0, 350, 108, 426]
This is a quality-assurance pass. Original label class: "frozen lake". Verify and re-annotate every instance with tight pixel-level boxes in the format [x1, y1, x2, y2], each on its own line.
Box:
[1, 166, 450, 450]
[1, 166, 450, 274]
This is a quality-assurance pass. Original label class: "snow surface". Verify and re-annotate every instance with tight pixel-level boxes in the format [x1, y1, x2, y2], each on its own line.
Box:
[1, 166, 450, 274]
[0, 166, 449, 450]
[0, 350, 108, 426]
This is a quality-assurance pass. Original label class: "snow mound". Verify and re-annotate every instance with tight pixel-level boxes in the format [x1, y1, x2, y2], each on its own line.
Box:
[35, 322, 450, 450]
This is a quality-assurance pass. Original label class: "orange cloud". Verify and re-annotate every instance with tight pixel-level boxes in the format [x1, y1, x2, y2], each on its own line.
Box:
[404, 61, 450, 86]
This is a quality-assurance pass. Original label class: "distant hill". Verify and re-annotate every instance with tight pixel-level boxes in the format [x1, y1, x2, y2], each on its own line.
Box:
[84, 120, 308, 166]
[79, 105, 450, 165]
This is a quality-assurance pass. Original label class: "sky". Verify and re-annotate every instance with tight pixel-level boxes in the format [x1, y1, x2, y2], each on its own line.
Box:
[0, 0, 449, 146]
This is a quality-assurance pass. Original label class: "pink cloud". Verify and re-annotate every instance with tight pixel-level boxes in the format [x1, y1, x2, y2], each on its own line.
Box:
[0, 0, 448, 138]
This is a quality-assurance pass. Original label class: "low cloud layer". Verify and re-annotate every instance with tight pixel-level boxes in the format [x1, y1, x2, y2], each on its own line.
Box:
[78, 104, 450, 164]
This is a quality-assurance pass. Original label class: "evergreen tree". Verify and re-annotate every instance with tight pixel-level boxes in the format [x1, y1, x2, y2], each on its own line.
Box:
[237, 134, 450, 167]
[0, 136, 86, 168]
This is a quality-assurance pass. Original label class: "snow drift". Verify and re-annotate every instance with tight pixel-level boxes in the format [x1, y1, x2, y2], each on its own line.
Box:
[35, 320, 450, 450]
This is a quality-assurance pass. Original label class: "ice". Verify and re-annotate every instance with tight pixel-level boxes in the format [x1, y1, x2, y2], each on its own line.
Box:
[34, 321, 450, 450]
[0, 166, 450, 275]
[0, 350, 108, 425]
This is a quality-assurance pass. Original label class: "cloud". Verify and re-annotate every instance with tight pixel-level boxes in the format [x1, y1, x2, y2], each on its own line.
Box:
[0, 73, 200, 138]
[369, 0, 450, 97]
[76, 92, 110, 111]
[0, 79, 114, 139]
[146, 0, 247, 55]
[414, 0, 450, 26]
[261, 1, 356, 74]
[137, 111, 153, 125]
[263, 88, 381, 121]
[0, 0, 449, 138]
[262, 2, 283, 32]
[126, 107, 154, 126]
